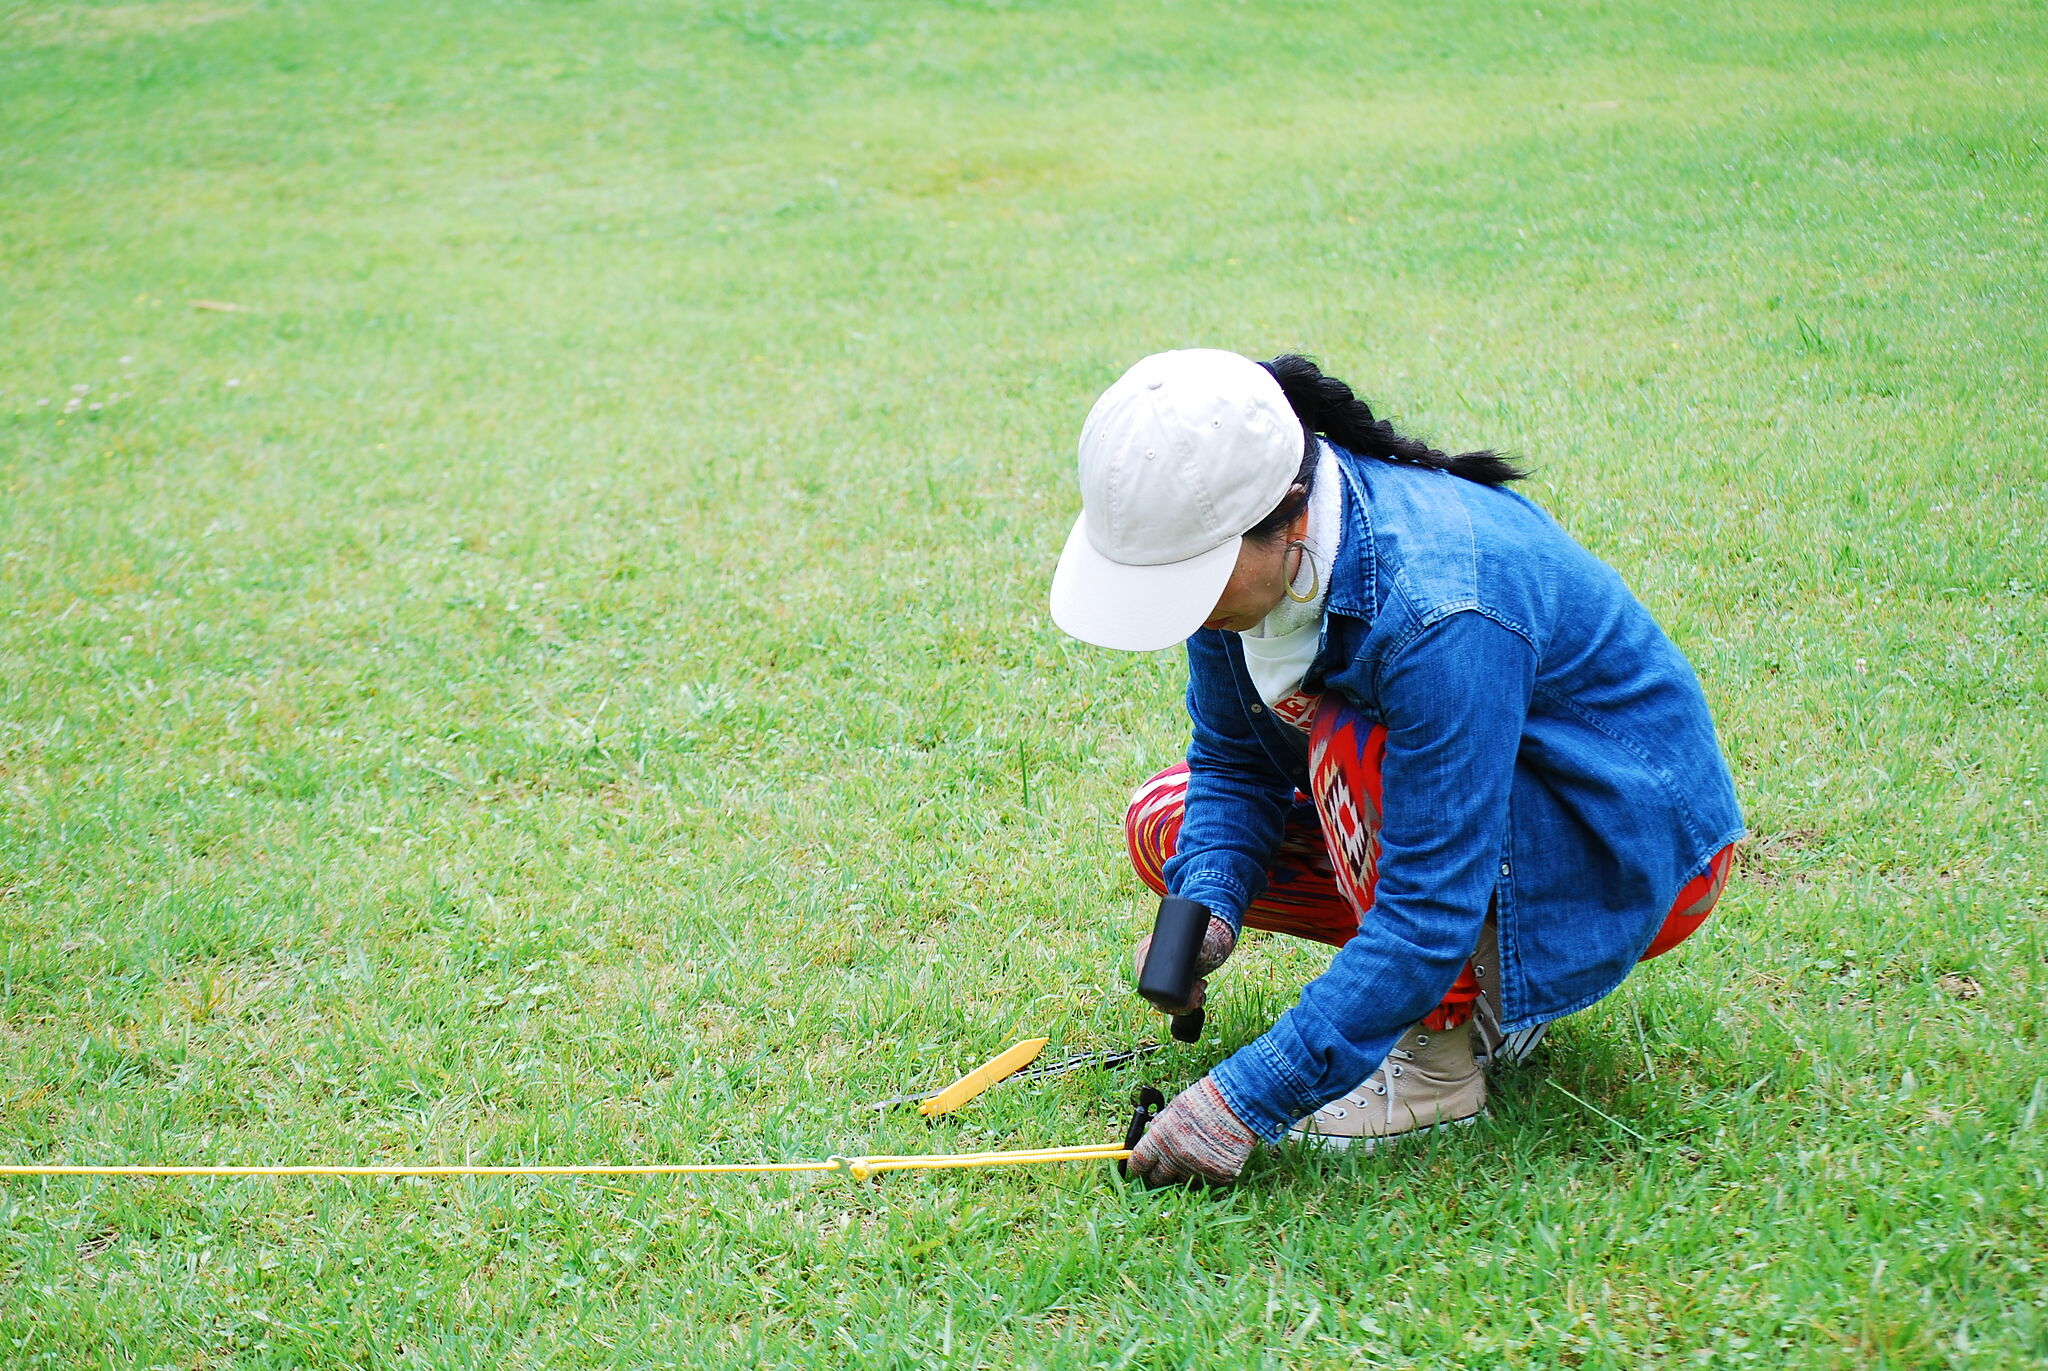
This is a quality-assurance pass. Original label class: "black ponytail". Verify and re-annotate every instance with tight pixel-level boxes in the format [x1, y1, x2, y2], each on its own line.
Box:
[1260, 354, 1527, 488]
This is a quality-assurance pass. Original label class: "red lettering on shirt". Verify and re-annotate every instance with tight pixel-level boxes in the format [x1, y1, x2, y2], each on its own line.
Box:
[1271, 689, 1320, 734]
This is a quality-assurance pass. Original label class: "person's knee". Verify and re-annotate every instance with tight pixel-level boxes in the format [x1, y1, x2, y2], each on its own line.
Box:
[1124, 766, 1188, 894]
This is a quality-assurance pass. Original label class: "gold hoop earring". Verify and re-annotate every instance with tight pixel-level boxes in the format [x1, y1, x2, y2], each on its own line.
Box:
[1284, 540, 1320, 603]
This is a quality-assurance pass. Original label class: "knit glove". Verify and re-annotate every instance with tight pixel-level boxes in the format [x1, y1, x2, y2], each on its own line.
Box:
[1131, 915, 1238, 1016]
[1126, 1076, 1259, 1188]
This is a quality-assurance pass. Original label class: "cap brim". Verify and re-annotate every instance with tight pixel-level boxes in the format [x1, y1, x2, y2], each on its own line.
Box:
[1049, 513, 1240, 652]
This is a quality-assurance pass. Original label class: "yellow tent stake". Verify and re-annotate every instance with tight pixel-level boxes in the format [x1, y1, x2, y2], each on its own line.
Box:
[0, 1144, 1133, 1183]
[918, 1037, 1049, 1118]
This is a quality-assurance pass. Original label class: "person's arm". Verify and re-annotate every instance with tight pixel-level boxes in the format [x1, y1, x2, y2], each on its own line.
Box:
[1161, 629, 1295, 933]
[1209, 610, 1536, 1142]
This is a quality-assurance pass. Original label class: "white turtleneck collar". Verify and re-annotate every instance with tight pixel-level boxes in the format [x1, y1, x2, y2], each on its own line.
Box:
[1239, 439, 1340, 708]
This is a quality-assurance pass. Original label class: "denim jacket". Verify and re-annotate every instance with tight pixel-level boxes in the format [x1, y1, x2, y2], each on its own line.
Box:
[1170, 447, 1746, 1140]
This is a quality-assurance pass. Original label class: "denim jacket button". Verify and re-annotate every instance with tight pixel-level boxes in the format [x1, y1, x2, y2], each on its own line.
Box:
[1500, 861, 1511, 877]
[1250, 704, 1264, 714]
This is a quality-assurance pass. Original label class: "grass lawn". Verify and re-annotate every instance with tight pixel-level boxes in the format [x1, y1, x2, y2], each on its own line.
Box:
[2, 0, 2045, 1364]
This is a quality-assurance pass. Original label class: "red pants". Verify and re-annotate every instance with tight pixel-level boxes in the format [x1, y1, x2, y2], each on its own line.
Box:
[1126, 699, 1735, 1030]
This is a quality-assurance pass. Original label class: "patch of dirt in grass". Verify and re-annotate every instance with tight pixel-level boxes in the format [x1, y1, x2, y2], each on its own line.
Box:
[1732, 827, 1823, 887]
[76, 1225, 120, 1261]
[1936, 972, 1982, 1001]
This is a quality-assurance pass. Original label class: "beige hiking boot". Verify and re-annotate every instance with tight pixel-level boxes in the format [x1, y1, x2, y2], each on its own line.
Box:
[1286, 1019, 1487, 1151]
[1472, 918, 1549, 1071]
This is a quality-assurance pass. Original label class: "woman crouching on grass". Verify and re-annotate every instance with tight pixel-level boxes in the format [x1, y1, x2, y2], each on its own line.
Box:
[1049, 349, 1744, 1187]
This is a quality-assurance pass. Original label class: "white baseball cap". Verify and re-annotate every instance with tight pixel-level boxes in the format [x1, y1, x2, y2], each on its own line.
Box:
[1049, 349, 1304, 651]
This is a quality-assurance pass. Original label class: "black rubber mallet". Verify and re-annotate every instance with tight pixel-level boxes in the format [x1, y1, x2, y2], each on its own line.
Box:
[1134, 895, 1210, 1043]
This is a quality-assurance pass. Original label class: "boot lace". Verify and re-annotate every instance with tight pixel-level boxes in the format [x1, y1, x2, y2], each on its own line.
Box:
[1341, 1034, 1427, 1107]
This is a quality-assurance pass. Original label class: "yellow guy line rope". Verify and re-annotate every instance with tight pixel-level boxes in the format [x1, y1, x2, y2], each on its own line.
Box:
[0, 1145, 1135, 1184]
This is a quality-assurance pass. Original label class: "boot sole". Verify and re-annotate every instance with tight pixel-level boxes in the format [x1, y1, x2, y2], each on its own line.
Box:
[1286, 1109, 1486, 1153]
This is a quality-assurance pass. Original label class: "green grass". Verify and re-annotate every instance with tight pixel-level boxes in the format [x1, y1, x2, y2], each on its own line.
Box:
[2, 0, 2045, 1364]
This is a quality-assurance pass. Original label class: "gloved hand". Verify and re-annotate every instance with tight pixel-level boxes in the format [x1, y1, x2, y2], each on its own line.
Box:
[1131, 915, 1238, 1016]
[1126, 1076, 1258, 1188]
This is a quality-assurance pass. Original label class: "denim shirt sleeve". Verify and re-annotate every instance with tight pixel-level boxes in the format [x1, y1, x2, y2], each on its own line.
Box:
[1211, 610, 1537, 1140]
[1160, 630, 1294, 931]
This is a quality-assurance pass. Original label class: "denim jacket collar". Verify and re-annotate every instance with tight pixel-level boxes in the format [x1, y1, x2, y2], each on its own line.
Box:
[1321, 446, 1377, 623]
[1303, 447, 1377, 694]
